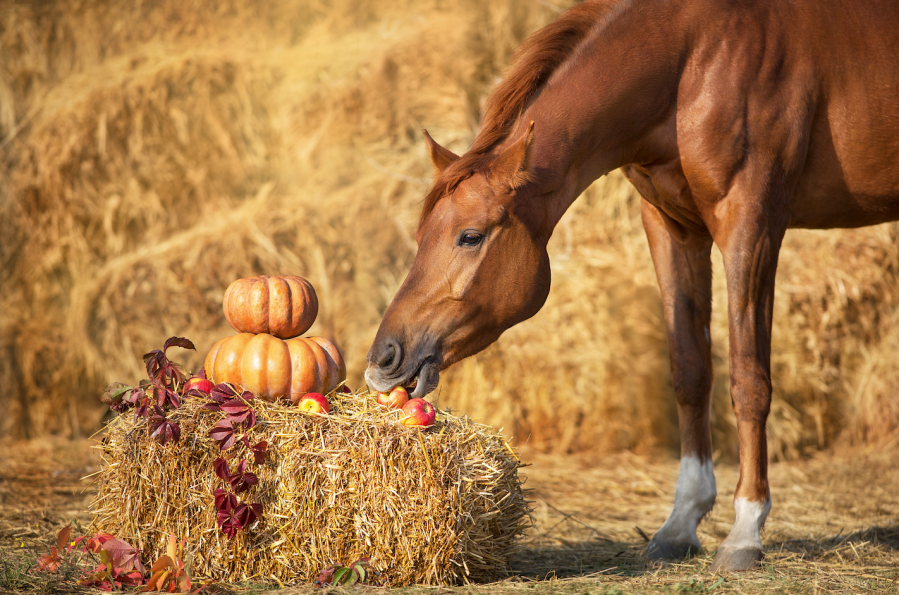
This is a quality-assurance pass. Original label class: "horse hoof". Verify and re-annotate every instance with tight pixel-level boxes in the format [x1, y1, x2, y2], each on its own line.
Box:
[710, 547, 763, 572]
[645, 537, 700, 561]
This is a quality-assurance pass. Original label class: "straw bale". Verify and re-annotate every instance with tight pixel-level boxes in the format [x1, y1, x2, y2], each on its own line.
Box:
[88, 389, 530, 586]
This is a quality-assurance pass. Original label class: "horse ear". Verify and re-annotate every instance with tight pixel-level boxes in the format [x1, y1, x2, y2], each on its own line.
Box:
[423, 130, 460, 175]
[491, 121, 535, 189]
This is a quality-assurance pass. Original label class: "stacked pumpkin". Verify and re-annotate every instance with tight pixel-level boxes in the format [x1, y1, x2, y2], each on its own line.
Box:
[204, 275, 346, 403]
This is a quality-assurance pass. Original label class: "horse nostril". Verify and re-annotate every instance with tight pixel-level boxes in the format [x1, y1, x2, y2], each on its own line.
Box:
[373, 338, 403, 373]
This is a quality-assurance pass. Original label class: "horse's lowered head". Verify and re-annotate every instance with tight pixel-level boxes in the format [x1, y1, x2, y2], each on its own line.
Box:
[365, 124, 552, 398]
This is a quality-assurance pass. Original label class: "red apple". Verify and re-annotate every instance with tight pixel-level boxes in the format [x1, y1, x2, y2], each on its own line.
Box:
[338, 385, 353, 394]
[184, 376, 214, 394]
[401, 398, 436, 426]
[297, 392, 330, 414]
[377, 386, 409, 409]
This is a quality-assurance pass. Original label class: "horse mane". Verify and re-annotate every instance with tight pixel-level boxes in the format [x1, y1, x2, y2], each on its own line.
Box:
[419, 0, 610, 226]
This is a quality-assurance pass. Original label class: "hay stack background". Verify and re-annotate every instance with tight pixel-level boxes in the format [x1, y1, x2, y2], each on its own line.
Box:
[2, 0, 899, 460]
[90, 390, 528, 585]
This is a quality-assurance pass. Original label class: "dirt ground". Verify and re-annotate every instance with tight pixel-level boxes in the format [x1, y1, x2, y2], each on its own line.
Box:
[1, 438, 897, 593]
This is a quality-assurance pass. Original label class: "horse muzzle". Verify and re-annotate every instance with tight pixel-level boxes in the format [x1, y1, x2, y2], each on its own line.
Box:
[364, 336, 440, 399]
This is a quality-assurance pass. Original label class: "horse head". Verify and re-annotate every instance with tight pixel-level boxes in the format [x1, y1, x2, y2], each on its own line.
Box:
[365, 124, 551, 398]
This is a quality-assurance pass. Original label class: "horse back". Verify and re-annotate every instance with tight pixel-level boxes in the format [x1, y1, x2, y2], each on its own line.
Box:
[677, 0, 899, 229]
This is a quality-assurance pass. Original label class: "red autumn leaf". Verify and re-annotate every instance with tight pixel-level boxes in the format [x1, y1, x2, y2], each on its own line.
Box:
[218, 399, 250, 416]
[228, 460, 258, 494]
[235, 502, 263, 527]
[251, 441, 268, 465]
[78, 549, 137, 591]
[56, 525, 73, 552]
[211, 383, 241, 400]
[76, 534, 147, 590]
[144, 351, 183, 388]
[214, 488, 237, 513]
[213, 488, 261, 539]
[163, 337, 196, 354]
[220, 398, 256, 428]
[218, 520, 240, 540]
[142, 337, 195, 391]
[101, 536, 146, 573]
[165, 361, 189, 390]
[85, 532, 117, 553]
[201, 399, 224, 412]
[147, 384, 181, 410]
[213, 457, 231, 482]
[202, 383, 241, 411]
[216, 504, 242, 540]
[150, 417, 181, 445]
[37, 525, 74, 571]
[150, 406, 181, 445]
[143, 350, 164, 376]
[209, 419, 236, 450]
[135, 396, 153, 420]
[35, 547, 62, 572]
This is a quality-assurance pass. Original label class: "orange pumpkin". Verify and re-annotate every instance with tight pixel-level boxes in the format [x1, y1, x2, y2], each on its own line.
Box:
[223, 275, 318, 339]
[204, 333, 346, 403]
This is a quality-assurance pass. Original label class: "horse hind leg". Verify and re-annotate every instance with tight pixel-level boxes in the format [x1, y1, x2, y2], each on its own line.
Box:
[639, 200, 717, 561]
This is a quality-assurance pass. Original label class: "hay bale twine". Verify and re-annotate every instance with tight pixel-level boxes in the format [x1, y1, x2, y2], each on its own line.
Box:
[88, 389, 530, 586]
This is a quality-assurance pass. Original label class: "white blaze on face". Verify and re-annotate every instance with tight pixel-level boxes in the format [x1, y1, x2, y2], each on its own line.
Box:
[718, 497, 772, 552]
[652, 455, 717, 548]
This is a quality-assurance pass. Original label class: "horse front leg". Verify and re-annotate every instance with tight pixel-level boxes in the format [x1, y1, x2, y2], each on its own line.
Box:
[640, 200, 717, 561]
[709, 196, 788, 572]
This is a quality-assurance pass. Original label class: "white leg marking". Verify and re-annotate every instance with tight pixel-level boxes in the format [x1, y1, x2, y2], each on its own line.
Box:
[719, 497, 772, 552]
[651, 456, 717, 548]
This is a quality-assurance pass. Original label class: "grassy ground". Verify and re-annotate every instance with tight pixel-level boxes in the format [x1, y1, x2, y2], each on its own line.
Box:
[1, 439, 896, 594]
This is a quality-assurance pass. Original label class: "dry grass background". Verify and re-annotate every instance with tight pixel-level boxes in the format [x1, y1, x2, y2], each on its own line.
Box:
[2, 0, 898, 460]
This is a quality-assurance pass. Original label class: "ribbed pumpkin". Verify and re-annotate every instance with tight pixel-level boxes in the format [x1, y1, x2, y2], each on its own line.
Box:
[204, 333, 346, 403]
[223, 275, 318, 339]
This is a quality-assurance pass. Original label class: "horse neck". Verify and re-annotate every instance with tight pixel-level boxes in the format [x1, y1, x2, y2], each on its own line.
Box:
[510, 1, 686, 237]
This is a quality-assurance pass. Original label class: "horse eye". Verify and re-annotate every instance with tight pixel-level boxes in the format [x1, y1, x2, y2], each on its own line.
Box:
[458, 232, 484, 247]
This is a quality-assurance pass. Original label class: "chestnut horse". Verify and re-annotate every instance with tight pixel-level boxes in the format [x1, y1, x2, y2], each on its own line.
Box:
[365, 0, 899, 572]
